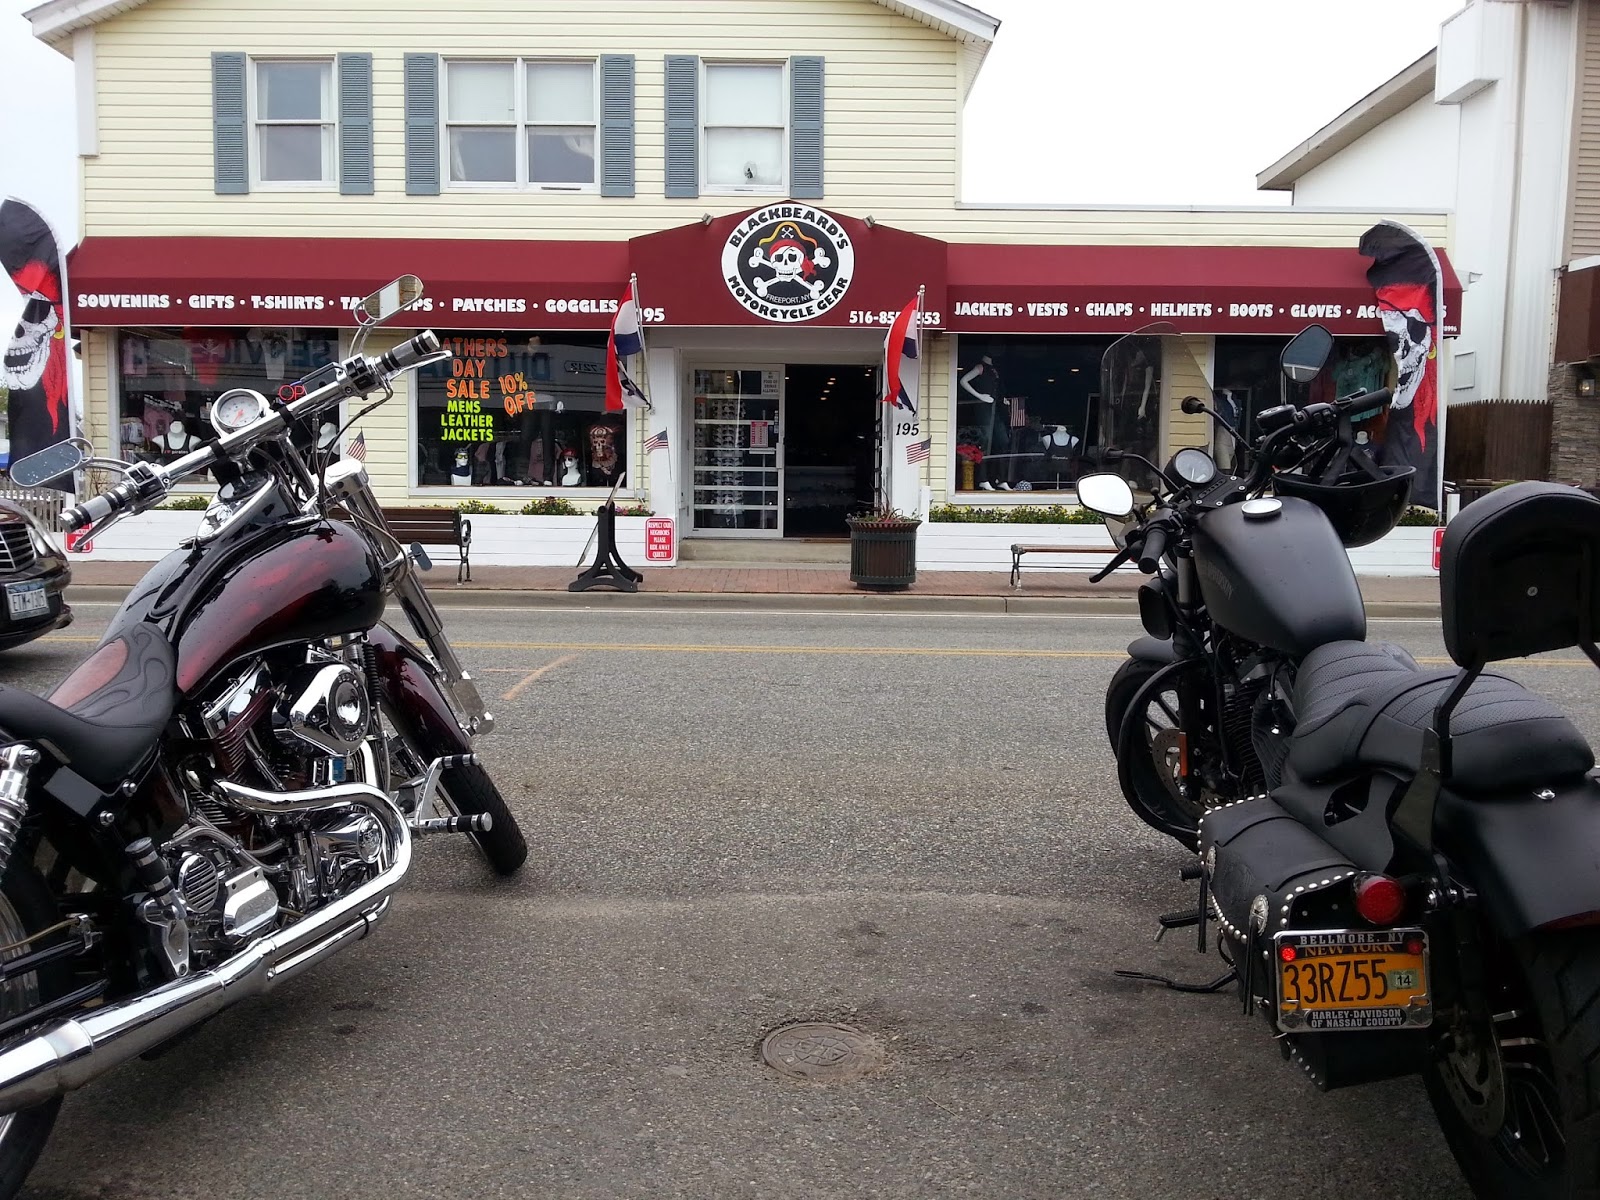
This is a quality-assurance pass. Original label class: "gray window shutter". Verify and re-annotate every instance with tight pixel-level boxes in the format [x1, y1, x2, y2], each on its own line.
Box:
[599, 55, 635, 198]
[790, 56, 824, 200]
[338, 53, 374, 196]
[664, 55, 698, 199]
[404, 53, 440, 196]
[212, 52, 248, 195]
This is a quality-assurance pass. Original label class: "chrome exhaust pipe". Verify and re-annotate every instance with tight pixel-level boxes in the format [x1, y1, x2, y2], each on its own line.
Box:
[0, 781, 410, 1114]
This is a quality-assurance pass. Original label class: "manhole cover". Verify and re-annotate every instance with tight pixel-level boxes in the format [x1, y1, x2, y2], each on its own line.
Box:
[761, 1022, 887, 1082]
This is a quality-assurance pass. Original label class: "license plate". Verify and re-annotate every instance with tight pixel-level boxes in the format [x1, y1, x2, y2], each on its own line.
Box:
[1275, 928, 1432, 1033]
[5, 581, 49, 620]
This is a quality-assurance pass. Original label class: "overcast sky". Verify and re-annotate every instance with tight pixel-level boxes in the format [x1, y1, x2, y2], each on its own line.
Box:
[0, 0, 1460, 329]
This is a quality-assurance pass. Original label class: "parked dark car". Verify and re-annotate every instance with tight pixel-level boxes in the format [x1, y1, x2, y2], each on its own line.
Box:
[0, 499, 71, 650]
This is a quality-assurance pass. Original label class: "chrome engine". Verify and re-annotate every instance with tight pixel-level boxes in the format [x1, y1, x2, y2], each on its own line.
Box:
[168, 642, 391, 970]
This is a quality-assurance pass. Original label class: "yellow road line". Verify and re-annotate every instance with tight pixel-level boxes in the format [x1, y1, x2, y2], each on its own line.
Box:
[30, 635, 1592, 666]
[500, 653, 579, 701]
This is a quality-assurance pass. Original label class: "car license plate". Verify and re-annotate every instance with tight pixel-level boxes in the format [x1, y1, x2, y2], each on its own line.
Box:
[1275, 928, 1432, 1033]
[5, 581, 49, 620]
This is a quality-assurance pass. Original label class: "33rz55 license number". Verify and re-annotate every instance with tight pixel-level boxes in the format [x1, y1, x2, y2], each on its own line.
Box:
[1281, 958, 1417, 1005]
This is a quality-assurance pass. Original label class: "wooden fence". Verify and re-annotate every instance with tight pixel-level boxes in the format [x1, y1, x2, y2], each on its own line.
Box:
[1444, 399, 1552, 483]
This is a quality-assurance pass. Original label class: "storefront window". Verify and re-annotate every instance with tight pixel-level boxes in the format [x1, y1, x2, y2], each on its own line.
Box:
[116, 327, 338, 472]
[1213, 336, 1391, 470]
[413, 332, 626, 489]
[953, 336, 1114, 494]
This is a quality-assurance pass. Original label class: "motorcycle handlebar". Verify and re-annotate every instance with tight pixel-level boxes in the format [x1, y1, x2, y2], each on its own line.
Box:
[1137, 526, 1168, 574]
[63, 479, 139, 531]
[380, 331, 442, 374]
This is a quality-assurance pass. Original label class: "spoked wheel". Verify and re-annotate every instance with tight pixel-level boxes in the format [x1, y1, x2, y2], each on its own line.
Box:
[0, 861, 72, 1200]
[1104, 657, 1228, 847]
[1424, 929, 1600, 1198]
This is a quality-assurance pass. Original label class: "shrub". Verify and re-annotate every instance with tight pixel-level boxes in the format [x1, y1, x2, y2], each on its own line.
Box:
[519, 497, 581, 516]
[453, 499, 503, 515]
[159, 495, 211, 511]
[928, 504, 1105, 525]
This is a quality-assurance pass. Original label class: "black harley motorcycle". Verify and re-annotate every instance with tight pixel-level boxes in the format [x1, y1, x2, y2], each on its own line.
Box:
[1085, 323, 1600, 1196]
[0, 276, 525, 1196]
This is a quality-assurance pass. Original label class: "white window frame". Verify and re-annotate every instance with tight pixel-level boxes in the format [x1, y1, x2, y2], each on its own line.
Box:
[248, 57, 337, 191]
[699, 59, 788, 197]
[441, 57, 600, 193]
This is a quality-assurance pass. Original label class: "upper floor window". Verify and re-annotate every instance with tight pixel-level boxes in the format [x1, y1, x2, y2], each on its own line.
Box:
[253, 60, 336, 187]
[702, 62, 786, 193]
[445, 59, 597, 189]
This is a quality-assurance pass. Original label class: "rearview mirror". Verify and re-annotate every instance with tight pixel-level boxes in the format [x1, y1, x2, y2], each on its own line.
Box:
[357, 275, 425, 325]
[1077, 472, 1136, 519]
[1280, 324, 1334, 384]
[10, 440, 87, 488]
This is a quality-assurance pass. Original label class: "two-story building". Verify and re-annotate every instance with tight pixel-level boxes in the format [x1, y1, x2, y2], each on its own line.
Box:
[28, 0, 1460, 556]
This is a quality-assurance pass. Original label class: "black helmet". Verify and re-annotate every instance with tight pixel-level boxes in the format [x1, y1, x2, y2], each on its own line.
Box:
[1271, 464, 1415, 548]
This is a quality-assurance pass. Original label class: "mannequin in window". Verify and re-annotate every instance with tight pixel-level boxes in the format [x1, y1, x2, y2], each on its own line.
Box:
[959, 356, 1012, 490]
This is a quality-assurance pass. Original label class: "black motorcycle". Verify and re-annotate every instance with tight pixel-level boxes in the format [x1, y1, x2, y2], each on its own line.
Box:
[0, 276, 525, 1197]
[1085, 323, 1600, 1196]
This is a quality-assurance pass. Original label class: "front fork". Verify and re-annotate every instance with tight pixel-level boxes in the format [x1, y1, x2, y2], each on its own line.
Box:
[322, 461, 493, 736]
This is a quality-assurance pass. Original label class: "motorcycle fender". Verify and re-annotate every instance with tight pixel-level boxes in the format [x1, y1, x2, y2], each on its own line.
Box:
[1436, 781, 1600, 935]
[1126, 635, 1176, 664]
[366, 624, 472, 758]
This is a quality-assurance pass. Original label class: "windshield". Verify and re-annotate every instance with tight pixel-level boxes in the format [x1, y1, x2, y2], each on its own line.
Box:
[1097, 322, 1211, 491]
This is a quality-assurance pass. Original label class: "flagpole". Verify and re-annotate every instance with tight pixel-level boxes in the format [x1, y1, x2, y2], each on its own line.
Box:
[915, 284, 928, 494]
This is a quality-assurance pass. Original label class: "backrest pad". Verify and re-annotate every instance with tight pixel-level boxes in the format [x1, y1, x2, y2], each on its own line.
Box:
[1440, 481, 1600, 666]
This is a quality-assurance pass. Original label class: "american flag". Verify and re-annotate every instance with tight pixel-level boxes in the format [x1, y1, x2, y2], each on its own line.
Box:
[347, 431, 366, 462]
[643, 428, 669, 453]
[905, 436, 931, 465]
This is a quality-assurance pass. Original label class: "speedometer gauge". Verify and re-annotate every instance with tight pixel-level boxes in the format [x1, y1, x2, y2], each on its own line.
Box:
[212, 388, 266, 435]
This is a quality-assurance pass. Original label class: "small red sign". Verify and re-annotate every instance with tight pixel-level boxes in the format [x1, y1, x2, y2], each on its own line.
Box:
[1432, 527, 1445, 572]
[64, 531, 93, 555]
[645, 517, 674, 563]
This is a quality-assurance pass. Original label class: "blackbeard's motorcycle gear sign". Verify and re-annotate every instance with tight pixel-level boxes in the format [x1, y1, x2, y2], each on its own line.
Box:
[0, 199, 74, 485]
[1090, 324, 1600, 1198]
[0, 276, 526, 1200]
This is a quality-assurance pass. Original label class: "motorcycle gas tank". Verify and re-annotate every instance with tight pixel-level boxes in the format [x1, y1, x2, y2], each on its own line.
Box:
[104, 520, 386, 694]
[1190, 496, 1365, 657]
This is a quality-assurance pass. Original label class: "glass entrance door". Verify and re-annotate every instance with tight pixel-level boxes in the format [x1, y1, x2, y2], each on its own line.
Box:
[691, 366, 783, 535]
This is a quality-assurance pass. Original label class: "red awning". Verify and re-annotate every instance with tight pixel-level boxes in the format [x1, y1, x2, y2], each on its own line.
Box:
[67, 237, 630, 329]
[947, 244, 1463, 337]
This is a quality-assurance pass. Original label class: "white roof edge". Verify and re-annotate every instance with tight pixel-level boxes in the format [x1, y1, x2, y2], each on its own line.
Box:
[29, 0, 1001, 49]
[1255, 49, 1438, 192]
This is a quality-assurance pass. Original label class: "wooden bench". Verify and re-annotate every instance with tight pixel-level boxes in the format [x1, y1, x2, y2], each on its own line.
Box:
[1010, 541, 1113, 588]
[381, 507, 473, 583]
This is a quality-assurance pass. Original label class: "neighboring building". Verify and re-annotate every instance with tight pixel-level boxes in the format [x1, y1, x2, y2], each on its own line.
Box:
[1259, 0, 1600, 486]
[30, 0, 1458, 552]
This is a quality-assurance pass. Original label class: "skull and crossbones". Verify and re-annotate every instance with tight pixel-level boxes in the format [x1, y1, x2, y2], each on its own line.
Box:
[4, 292, 58, 392]
[747, 225, 831, 300]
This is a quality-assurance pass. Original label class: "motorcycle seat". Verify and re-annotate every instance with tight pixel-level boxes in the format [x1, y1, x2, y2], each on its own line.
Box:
[1288, 640, 1593, 795]
[0, 622, 176, 791]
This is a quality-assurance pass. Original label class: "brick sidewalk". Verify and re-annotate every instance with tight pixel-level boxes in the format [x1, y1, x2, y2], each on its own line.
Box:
[63, 558, 1442, 605]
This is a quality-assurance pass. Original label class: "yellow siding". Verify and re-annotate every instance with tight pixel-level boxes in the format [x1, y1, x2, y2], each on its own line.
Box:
[1164, 335, 1210, 452]
[84, 0, 960, 237]
[82, 331, 112, 458]
[1570, 0, 1600, 258]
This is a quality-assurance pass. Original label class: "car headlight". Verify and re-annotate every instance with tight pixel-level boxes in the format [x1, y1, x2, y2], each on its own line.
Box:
[21, 514, 58, 558]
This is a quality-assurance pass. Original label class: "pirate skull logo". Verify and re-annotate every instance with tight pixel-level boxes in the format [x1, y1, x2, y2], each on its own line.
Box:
[747, 223, 832, 300]
[722, 206, 855, 322]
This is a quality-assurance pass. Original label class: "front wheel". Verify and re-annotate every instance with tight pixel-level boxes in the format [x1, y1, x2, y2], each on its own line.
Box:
[1104, 657, 1222, 849]
[382, 711, 528, 876]
[1424, 928, 1600, 1198]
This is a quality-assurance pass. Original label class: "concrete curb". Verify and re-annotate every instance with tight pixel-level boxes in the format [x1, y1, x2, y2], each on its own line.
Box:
[66, 583, 1441, 619]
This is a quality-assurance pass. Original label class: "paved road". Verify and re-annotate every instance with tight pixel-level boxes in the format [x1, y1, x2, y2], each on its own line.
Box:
[7, 602, 1593, 1200]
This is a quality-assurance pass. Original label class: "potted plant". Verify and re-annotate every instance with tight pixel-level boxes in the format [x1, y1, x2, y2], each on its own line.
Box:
[955, 442, 984, 490]
[846, 505, 921, 590]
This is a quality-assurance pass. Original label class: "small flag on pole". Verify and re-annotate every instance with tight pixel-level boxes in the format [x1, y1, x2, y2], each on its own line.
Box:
[880, 297, 920, 414]
[605, 279, 652, 412]
[643, 429, 670, 453]
[905, 436, 931, 465]
[347, 431, 366, 461]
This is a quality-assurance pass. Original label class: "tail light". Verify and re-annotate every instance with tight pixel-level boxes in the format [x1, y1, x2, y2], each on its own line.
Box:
[1353, 874, 1408, 926]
